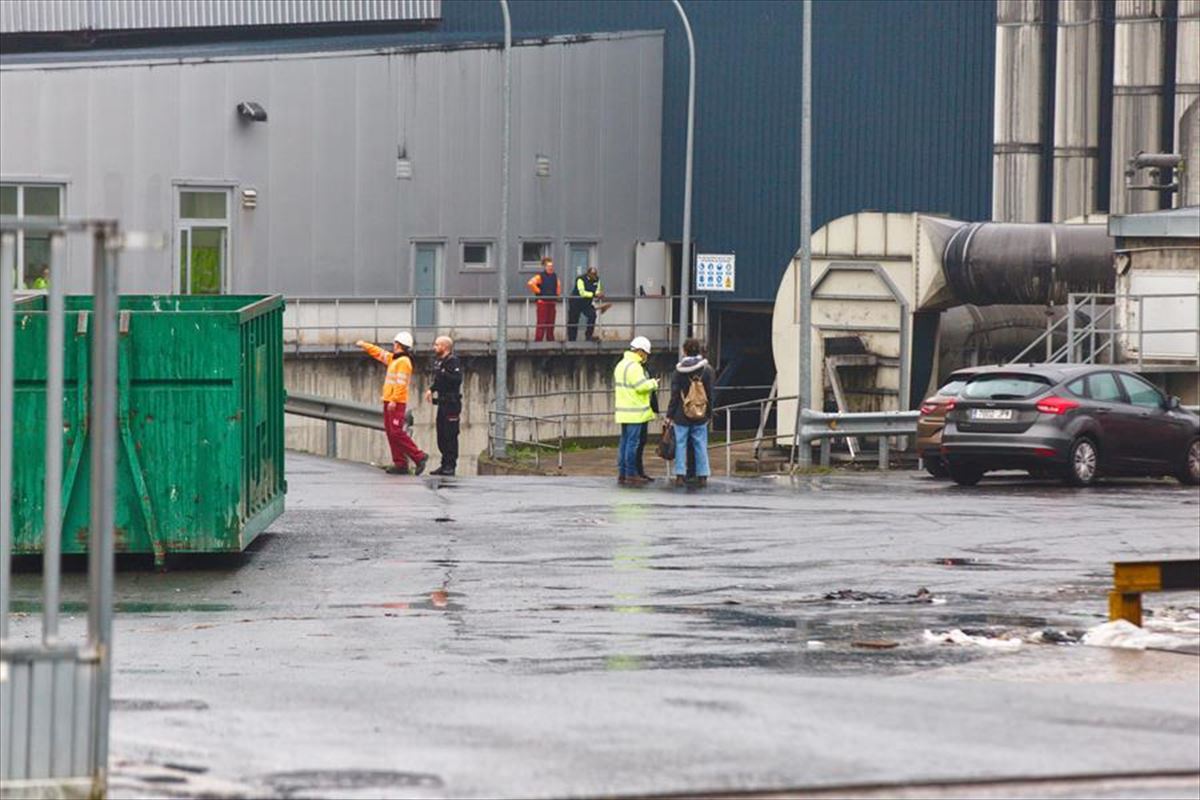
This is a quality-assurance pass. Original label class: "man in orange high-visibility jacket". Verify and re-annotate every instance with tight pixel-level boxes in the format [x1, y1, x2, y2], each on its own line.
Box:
[355, 331, 429, 475]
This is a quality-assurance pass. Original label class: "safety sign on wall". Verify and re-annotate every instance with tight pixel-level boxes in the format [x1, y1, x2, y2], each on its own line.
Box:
[695, 254, 735, 292]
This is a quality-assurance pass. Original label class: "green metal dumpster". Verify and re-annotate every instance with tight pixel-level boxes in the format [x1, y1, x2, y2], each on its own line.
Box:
[9, 294, 286, 563]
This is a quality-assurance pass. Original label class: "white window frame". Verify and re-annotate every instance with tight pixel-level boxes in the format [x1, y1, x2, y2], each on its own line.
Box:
[1, 181, 66, 290]
[519, 239, 553, 273]
[173, 182, 235, 295]
[459, 239, 495, 272]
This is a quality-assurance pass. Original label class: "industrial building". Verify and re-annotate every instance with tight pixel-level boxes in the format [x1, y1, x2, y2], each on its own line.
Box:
[2, 0, 1198, 464]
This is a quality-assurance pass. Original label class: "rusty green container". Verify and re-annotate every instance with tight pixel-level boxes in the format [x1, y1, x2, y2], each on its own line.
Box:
[9, 295, 286, 562]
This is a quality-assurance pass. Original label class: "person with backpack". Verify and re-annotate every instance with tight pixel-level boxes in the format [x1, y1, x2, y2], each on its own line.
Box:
[666, 338, 715, 487]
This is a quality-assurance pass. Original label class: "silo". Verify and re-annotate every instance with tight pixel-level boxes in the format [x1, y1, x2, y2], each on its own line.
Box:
[1176, 0, 1200, 205]
[1052, 0, 1103, 221]
[993, 0, 1046, 222]
[1110, 0, 1167, 214]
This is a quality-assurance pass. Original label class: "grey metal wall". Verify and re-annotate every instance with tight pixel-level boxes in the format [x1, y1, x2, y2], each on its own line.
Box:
[0, 31, 662, 297]
[0, 0, 441, 33]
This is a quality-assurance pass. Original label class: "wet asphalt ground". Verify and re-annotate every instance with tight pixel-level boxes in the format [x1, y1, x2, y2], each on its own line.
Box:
[7, 453, 1200, 799]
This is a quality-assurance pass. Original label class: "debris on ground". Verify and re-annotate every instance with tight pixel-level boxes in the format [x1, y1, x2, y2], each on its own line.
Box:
[851, 640, 900, 649]
[820, 587, 946, 605]
[1081, 619, 1199, 651]
[923, 629, 1023, 650]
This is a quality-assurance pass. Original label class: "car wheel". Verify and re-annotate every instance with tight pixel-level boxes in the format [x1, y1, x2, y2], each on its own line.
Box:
[924, 458, 949, 479]
[1064, 437, 1100, 487]
[1176, 437, 1200, 486]
[949, 460, 983, 486]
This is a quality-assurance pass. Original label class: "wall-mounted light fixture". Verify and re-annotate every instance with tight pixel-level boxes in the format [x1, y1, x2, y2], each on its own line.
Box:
[241, 188, 258, 209]
[535, 154, 551, 177]
[236, 101, 268, 122]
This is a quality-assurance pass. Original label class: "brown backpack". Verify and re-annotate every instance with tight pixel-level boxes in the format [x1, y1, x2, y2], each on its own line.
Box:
[682, 375, 708, 422]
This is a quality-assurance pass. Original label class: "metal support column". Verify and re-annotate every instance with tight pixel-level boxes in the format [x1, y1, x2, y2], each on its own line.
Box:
[793, 0, 814, 468]
[494, 0, 512, 458]
[671, 0, 696, 350]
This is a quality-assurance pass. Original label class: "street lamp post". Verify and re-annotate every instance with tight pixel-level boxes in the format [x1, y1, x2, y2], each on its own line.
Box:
[494, 0, 512, 458]
[793, 0, 813, 468]
[671, 0, 696, 352]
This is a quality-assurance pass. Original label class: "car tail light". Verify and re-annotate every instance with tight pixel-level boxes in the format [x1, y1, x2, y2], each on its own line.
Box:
[919, 402, 938, 415]
[1033, 447, 1057, 458]
[1035, 396, 1079, 415]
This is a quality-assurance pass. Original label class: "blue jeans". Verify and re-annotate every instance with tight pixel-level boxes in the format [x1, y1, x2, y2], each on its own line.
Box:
[674, 422, 710, 477]
[618, 423, 645, 477]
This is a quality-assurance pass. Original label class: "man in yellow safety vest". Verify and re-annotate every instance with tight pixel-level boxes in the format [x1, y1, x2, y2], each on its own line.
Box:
[613, 336, 658, 485]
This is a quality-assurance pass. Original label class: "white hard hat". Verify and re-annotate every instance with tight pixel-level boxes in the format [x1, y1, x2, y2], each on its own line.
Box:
[393, 331, 414, 348]
[629, 336, 652, 354]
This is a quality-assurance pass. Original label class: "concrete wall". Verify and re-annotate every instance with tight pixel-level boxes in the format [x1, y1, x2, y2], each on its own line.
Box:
[0, 31, 662, 298]
[285, 350, 676, 473]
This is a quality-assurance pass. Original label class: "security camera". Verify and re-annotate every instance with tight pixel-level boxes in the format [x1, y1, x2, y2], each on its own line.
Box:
[236, 102, 268, 122]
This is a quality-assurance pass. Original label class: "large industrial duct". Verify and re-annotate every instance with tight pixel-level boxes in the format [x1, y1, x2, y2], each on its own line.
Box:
[993, 0, 1046, 222]
[939, 221, 1115, 306]
[1111, 0, 1167, 214]
[1053, 0, 1102, 221]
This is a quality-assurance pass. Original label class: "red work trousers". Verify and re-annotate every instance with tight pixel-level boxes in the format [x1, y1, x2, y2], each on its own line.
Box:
[535, 300, 557, 341]
[383, 402, 425, 468]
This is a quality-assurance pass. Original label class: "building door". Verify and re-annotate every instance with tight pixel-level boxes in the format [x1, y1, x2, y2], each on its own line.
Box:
[568, 242, 595, 277]
[177, 188, 230, 294]
[414, 243, 440, 331]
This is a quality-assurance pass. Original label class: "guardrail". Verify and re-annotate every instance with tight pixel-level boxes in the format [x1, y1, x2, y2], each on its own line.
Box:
[798, 409, 920, 470]
[285, 391, 418, 460]
[283, 294, 708, 354]
[1109, 558, 1200, 626]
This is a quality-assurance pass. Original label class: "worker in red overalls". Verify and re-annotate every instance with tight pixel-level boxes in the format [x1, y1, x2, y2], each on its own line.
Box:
[355, 331, 428, 475]
[526, 256, 559, 342]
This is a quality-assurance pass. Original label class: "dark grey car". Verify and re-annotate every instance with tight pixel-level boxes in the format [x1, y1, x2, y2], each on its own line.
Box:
[940, 365, 1200, 487]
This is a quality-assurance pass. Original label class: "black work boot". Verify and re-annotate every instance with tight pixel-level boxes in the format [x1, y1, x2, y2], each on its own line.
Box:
[413, 455, 429, 476]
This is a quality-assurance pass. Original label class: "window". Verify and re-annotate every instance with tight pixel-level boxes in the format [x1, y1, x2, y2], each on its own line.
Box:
[1066, 378, 1087, 398]
[962, 374, 1051, 400]
[176, 187, 231, 294]
[936, 379, 968, 397]
[1085, 373, 1124, 403]
[1117, 373, 1163, 409]
[521, 241, 551, 272]
[568, 242, 597, 277]
[461, 241, 492, 271]
[1, 182, 64, 290]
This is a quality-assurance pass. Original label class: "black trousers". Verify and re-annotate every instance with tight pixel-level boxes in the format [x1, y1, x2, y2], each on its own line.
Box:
[436, 404, 460, 471]
[567, 300, 597, 341]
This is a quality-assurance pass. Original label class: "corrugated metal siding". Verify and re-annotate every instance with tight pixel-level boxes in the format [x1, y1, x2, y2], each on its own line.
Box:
[0, 0, 441, 34]
[439, 0, 996, 302]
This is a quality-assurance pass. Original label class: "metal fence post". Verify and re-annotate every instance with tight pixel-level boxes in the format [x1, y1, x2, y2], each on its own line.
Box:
[326, 419, 338, 459]
[820, 437, 830, 467]
[0, 233, 15, 645]
[725, 407, 732, 477]
[43, 233, 66, 643]
[559, 416, 565, 472]
[89, 225, 119, 791]
[878, 436, 889, 471]
[1138, 295, 1145, 368]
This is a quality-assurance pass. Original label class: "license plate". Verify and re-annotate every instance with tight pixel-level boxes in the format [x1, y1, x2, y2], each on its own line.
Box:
[971, 408, 1014, 421]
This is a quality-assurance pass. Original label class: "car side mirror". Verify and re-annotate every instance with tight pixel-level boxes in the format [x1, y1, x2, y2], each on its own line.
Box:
[1165, 395, 1181, 411]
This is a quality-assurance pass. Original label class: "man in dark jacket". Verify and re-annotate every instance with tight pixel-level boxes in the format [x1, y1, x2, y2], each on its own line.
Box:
[665, 338, 715, 487]
[568, 266, 603, 341]
[425, 335, 463, 476]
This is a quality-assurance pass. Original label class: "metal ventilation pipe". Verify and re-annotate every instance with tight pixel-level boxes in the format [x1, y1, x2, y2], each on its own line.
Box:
[993, 0, 1046, 222]
[1110, 0, 1167, 214]
[1052, 0, 1102, 221]
[1176, 0, 1200, 201]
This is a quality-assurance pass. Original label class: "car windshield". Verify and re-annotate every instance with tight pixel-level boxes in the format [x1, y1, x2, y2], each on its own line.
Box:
[937, 379, 968, 396]
[962, 374, 1051, 400]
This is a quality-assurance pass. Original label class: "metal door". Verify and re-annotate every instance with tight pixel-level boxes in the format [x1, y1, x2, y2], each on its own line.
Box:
[2, 220, 120, 798]
[178, 226, 227, 294]
[414, 244, 439, 331]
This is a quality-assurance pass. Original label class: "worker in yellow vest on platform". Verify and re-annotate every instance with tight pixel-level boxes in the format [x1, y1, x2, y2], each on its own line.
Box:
[355, 331, 429, 475]
[613, 336, 658, 485]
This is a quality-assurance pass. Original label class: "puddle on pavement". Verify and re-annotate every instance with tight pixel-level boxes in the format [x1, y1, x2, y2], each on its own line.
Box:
[112, 698, 209, 712]
[263, 769, 444, 796]
[9, 600, 235, 614]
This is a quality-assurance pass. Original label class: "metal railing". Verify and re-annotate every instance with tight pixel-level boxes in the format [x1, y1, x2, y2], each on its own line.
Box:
[283, 294, 708, 354]
[1010, 291, 1200, 368]
[486, 393, 920, 476]
[2, 218, 122, 797]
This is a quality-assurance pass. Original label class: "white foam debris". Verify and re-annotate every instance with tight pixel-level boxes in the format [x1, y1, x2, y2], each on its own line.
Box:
[922, 629, 1022, 650]
[805, 640, 826, 650]
[1082, 619, 1198, 651]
